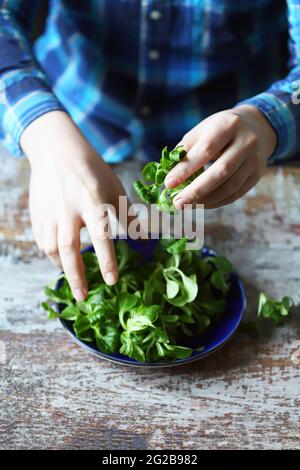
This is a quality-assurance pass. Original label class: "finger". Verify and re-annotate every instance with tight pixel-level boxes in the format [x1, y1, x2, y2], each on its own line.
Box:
[32, 221, 44, 251]
[85, 169, 136, 239]
[106, 175, 148, 240]
[43, 222, 61, 269]
[205, 175, 258, 209]
[165, 112, 240, 188]
[176, 111, 230, 152]
[84, 206, 119, 286]
[57, 219, 87, 301]
[172, 138, 247, 210]
[201, 160, 251, 207]
[108, 180, 137, 233]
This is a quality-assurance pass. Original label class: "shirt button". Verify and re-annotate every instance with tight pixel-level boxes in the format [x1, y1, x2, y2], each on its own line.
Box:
[140, 106, 151, 116]
[149, 10, 162, 21]
[148, 49, 160, 60]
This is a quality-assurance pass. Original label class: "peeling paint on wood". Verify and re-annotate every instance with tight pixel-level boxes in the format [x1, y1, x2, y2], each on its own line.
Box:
[0, 148, 299, 450]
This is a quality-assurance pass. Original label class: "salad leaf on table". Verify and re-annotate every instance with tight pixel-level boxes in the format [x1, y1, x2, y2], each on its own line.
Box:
[257, 292, 294, 325]
[42, 238, 234, 363]
[242, 292, 295, 334]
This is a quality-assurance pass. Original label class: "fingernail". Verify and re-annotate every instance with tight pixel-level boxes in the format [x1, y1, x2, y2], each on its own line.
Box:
[74, 288, 87, 301]
[105, 272, 117, 285]
[173, 197, 185, 210]
[165, 176, 178, 188]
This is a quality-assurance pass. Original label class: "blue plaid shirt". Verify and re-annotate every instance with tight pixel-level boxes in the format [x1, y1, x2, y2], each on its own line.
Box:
[0, 0, 299, 163]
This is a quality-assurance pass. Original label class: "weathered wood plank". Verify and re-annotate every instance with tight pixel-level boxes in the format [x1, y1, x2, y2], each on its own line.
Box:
[1, 323, 300, 449]
[0, 148, 300, 450]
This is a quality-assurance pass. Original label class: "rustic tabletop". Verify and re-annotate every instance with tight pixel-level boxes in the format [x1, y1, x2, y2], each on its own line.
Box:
[0, 147, 299, 450]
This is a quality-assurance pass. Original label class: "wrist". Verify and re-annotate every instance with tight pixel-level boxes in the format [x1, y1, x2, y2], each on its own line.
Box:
[234, 104, 277, 161]
[20, 110, 87, 166]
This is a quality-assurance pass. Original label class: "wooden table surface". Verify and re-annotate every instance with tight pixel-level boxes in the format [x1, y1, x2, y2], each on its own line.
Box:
[0, 147, 299, 450]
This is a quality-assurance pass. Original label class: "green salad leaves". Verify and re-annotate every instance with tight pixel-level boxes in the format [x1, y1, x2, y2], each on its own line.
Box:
[42, 238, 234, 362]
[257, 292, 294, 325]
[242, 292, 295, 334]
[133, 145, 203, 212]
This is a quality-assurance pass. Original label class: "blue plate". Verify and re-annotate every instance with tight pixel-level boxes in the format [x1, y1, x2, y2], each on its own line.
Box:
[55, 239, 246, 367]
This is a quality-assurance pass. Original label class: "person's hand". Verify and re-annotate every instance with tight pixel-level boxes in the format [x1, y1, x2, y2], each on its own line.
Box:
[21, 111, 127, 301]
[165, 105, 277, 209]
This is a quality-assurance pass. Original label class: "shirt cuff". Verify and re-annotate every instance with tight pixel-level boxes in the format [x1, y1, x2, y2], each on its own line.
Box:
[235, 92, 297, 163]
[1, 75, 65, 156]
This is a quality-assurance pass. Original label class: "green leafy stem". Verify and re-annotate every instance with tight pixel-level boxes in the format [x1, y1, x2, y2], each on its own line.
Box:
[133, 145, 203, 212]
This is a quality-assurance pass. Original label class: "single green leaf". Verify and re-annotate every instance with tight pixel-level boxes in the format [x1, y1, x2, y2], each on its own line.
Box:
[165, 278, 180, 299]
[164, 344, 192, 359]
[82, 251, 100, 272]
[155, 168, 167, 184]
[207, 256, 234, 275]
[44, 283, 73, 305]
[194, 314, 211, 334]
[120, 331, 133, 356]
[142, 161, 159, 181]
[73, 315, 94, 342]
[162, 314, 180, 323]
[198, 299, 226, 317]
[41, 302, 60, 320]
[126, 314, 154, 332]
[131, 342, 146, 362]
[161, 146, 171, 171]
[156, 342, 165, 357]
[117, 293, 140, 329]
[133, 181, 159, 204]
[166, 238, 187, 255]
[169, 146, 186, 163]
[60, 304, 80, 321]
[197, 258, 213, 281]
[210, 271, 229, 294]
[116, 240, 135, 273]
[101, 325, 120, 352]
[163, 268, 198, 306]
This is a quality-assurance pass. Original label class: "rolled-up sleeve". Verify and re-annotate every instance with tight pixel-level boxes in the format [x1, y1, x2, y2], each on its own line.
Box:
[236, 0, 300, 162]
[0, 1, 65, 156]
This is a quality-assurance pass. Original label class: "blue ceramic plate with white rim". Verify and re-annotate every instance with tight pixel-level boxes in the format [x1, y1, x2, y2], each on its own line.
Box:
[55, 238, 246, 367]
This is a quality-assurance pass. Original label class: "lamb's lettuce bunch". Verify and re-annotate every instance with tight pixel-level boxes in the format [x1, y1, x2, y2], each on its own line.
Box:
[133, 146, 203, 212]
[42, 238, 233, 362]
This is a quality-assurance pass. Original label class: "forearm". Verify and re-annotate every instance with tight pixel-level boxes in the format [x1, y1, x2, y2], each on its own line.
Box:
[232, 105, 277, 160]
[20, 110, 86, 165]
[0, 1, 64, 156]
[24, 110, 125, 297]
[235, 0, 300, 162]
